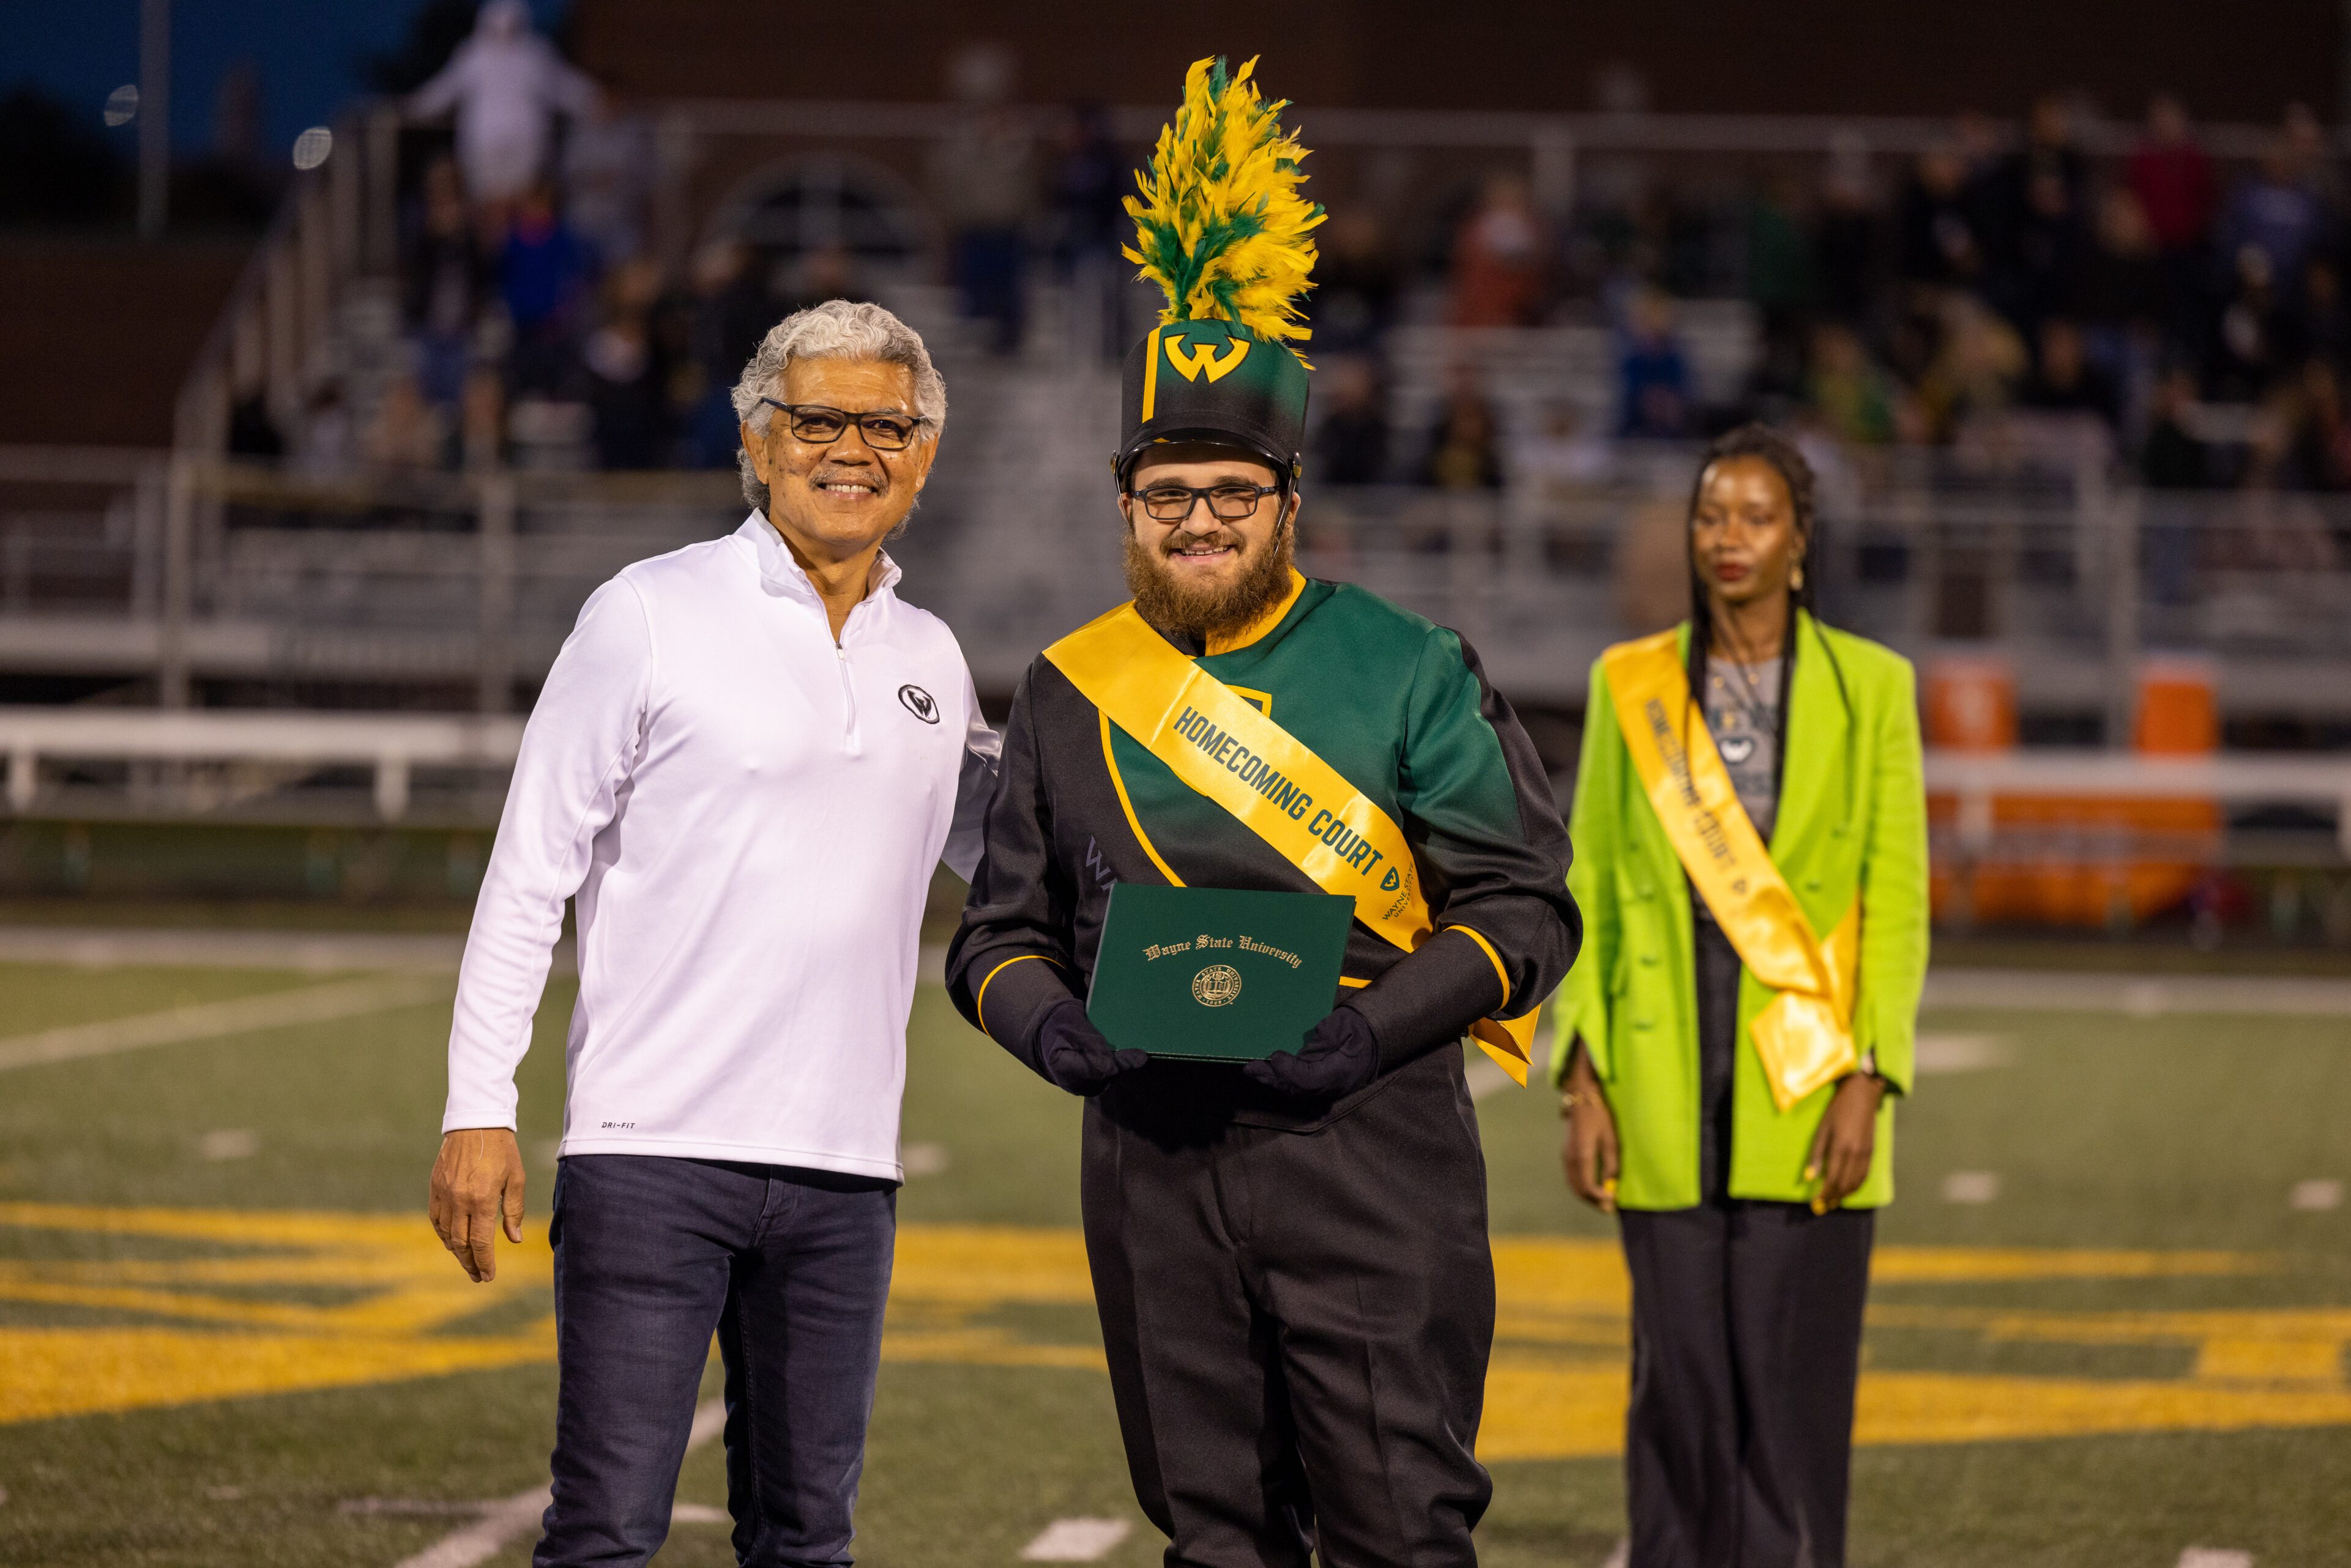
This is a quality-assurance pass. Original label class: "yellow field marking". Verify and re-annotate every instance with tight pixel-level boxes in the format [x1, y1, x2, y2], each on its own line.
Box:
[1868, 1302, 2351, 1388]
[1475, 1361, 2351, 1461]
[1849, 1370, 2351, 1447]
[1868, 1247, 2268, 1282]
[2, 1207, 2345, 1457]
[1, 1325, 553, 1428]
[887, 1224, 1095, 1305]
[0, 1203, 551, 1424]
[2197, 1339, 2349, 1383]
[882, 1327, 1109, 1372]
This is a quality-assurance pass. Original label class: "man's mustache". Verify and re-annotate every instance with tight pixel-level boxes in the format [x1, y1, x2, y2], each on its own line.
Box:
[1162, 529, 1242, 553]
[810, 468, 885, 491]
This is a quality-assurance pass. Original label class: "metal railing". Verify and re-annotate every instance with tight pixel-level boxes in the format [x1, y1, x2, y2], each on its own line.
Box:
[7, 444, 2351, 720]
[1928, 750, 2351, 858]
[0, 706, 522, 823]
[172, 105, 401, 463]
[6, 710, 2348, 888]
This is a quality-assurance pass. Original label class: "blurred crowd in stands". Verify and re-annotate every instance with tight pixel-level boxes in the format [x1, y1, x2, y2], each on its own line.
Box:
[218, 9, 2351, 515]
[1303, 90, 2351, 506]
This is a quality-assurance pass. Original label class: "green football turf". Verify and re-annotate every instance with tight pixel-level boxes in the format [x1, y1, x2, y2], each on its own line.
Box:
[0, 959, 2345, 1567]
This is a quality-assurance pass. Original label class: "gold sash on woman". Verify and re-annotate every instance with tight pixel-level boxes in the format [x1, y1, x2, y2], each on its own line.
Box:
[1601, 630, 1858, 1110]
[1045, 602, 1539, 1080]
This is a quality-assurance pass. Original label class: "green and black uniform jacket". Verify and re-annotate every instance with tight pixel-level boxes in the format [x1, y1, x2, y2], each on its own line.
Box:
[947, 573, 1581, 1133]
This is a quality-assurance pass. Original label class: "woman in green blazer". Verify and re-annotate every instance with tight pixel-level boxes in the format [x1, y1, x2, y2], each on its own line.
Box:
[1554, 424, 1928, 1568]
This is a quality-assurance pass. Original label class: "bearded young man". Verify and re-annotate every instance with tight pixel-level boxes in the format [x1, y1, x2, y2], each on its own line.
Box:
[945, 59, 1579, 1567]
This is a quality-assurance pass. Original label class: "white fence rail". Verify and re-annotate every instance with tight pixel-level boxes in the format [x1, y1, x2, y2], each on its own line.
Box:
[0, 707, 522, 823]
[1926, 751, 2351, 860]
[9, 444, 2351, 721]
[6, 704, 2349, 860]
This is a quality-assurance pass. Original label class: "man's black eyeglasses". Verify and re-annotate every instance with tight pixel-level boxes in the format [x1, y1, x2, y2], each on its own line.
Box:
[1130, 482, 1283, 523]
[759, 399, 928, 451]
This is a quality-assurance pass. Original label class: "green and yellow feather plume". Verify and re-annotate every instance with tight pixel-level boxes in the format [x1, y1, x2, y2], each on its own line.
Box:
[1123, 56, 1325, 346]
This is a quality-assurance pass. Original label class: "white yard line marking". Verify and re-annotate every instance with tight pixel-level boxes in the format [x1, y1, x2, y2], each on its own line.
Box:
[197, 1129, 259, 1161]
[1941, 1171, 2002, 1204]
[901, 1142, 952, 1177]
[1912, 1033, 2013, 1074]
[1923, 968, 2351, 1018]
[1600, 1539, 1630, 1568]
[1464, 1058, 1518, 1101]
[0, 973, 448, 1073]
[1020, 1517, 1133, 1561]
[387, 1488, 550, 1568]
[671, 1503, 728, 1524]
[388, 1399, 726, 1568]
[2177, 1549, 2254, 1568]
[2289, 1178, 2344, 1212]
[1466, 1031, 1551, 1102]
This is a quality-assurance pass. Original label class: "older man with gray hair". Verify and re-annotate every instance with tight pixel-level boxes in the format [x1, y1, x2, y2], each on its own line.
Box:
[428, 299, 997, 1567]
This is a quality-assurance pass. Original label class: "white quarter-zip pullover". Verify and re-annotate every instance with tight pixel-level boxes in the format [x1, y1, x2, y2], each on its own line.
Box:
[442, 513, 1000, 1181]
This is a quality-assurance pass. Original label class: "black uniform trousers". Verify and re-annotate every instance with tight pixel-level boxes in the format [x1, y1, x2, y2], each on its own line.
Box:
[1616, 915, 1873, 1568]
[1080, 1048, 1496, 1568]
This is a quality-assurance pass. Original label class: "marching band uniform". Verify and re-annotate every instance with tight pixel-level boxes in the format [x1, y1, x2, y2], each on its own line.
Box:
[947, 58, 1578, 1567]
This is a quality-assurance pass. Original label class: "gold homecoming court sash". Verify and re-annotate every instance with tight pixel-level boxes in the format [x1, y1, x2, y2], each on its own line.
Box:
[1601, 630, 1858, 1110]
[1045, 602, 1540, 1081]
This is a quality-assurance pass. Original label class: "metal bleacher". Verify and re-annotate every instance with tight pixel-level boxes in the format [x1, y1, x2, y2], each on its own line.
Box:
[2, 98, 2350, 930]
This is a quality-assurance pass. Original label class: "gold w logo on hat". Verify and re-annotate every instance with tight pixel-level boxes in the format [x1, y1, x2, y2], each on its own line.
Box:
[1164, 335, 1251, 383]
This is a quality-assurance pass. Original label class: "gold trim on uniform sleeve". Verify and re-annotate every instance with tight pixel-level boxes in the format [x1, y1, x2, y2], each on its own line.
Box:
[975, 953, 1064, 1041]
[1444, 924, 1513, 1005]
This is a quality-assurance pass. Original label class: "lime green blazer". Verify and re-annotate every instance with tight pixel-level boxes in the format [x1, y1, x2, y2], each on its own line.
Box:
[1549, 612, 1929, 1209]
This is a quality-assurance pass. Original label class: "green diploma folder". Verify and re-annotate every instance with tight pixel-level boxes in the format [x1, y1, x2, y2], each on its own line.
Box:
[1086, 883, 1355, 1061]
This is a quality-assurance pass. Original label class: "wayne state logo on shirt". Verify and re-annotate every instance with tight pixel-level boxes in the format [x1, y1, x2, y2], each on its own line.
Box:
[898, 684, 939, 724]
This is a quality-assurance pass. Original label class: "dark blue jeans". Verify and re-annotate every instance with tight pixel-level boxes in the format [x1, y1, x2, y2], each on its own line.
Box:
[535, 1155, 896, 1568]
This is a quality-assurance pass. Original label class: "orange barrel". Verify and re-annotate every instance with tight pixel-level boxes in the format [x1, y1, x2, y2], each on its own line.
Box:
[1922, 653, 2015, 923]
[1923, 652, 2018, 752]
[2115, 656, 2222, 922]
[1927, 655, 2220, 927]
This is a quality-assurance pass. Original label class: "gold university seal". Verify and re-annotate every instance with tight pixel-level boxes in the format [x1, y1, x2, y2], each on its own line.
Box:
[1191, 964, 1243, 1007]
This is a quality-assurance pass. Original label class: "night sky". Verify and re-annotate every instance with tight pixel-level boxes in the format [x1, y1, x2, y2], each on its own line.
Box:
[1, 0, 568, 166]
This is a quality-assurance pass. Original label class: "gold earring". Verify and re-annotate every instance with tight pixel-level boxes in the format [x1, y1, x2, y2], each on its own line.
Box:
[1790, 562, 1805, 590]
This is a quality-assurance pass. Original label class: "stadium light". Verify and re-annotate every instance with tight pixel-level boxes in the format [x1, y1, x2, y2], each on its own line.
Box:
[291, 126, 333, 172]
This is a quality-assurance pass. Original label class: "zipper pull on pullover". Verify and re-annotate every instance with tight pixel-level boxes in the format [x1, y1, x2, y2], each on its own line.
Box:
[836, 642, 862, 756]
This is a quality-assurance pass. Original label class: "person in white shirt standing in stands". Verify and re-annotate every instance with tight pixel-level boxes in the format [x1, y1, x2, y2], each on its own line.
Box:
[427, 299, 999, 1567]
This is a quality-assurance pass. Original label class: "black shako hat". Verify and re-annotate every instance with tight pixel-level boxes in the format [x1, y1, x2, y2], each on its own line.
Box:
[1110, 56, 1322, 488]
[1116, 319, 1311, 484]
